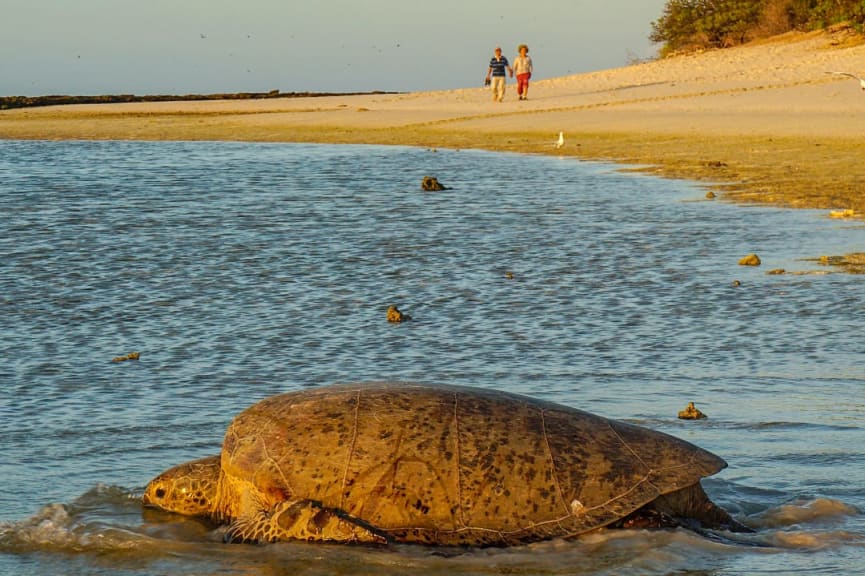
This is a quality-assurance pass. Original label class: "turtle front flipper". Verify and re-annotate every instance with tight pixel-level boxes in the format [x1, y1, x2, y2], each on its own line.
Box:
[224, 499, 388, 544]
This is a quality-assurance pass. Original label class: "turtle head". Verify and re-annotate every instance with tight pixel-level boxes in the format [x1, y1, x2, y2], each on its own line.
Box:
[143, 455, 221, 517]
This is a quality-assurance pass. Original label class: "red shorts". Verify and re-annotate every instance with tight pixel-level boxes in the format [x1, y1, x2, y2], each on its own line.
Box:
[516, 73, 531, 94]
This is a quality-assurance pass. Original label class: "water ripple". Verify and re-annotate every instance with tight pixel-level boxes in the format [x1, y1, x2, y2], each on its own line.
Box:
[1, 141, 864, 575]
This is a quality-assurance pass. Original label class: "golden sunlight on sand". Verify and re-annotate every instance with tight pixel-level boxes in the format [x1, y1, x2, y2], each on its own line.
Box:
[2, 30, 863, 217]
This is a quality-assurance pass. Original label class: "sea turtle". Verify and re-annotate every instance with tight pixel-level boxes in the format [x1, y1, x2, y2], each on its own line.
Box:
[143, 382, 749, 545]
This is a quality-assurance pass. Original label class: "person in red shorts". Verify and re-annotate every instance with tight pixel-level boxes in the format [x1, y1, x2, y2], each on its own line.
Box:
[513, 44, 533, 101]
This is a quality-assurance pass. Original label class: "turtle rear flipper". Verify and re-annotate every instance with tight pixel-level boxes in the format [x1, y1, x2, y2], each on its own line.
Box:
[653, 483, 753, 533]
[224, 499, 388, 544]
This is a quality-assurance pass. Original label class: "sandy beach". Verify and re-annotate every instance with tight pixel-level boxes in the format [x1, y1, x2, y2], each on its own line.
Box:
[2, 29, 864, 221]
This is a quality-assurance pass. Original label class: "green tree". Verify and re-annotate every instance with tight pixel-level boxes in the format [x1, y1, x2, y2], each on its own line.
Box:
[651, 0, 864, 55]
[808, 0, 865, 28]
[651, 0, 765, 52]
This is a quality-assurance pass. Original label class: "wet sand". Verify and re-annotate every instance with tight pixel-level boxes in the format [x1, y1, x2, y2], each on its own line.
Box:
[2, 30, 864, 221]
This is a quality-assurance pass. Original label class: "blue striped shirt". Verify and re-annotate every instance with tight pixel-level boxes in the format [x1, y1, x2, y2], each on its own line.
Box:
[489, 56, 509, 77]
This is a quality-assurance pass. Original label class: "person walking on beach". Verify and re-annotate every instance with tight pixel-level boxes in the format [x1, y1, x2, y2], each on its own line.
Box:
[513, 44, 533, 100]
[485, 47, 513, 102]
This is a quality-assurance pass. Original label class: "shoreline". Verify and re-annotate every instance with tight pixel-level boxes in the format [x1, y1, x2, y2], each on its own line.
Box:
[0, 90, 400, 111]
[2, 30, 863, 269]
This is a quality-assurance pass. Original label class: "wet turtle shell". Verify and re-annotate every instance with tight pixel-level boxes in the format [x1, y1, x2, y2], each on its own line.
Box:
[145, 382, 742, 545]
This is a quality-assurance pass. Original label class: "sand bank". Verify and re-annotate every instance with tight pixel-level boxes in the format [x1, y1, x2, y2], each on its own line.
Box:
[2, 30, 864, 222]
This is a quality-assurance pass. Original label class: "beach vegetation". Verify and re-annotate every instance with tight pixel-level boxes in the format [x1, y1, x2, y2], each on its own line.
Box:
[651, 0, 865, 55]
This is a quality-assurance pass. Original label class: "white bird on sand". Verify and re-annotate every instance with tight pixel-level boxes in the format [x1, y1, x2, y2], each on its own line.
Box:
[555, 131, 564, 149]
[826, 71, 865, 90]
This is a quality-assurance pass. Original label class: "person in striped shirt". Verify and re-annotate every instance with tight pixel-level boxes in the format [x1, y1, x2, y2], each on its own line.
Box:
[485, 47, 513, 102]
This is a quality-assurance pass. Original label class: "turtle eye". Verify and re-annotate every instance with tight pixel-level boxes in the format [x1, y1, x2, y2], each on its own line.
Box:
[155, 488, 166, 499]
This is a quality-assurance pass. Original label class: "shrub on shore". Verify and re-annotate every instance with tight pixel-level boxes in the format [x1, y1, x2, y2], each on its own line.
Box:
[651, 0, 865, 55]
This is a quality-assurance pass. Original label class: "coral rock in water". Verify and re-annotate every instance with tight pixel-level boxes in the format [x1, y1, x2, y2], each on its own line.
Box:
[421, 176, 448, 191]
[738, 253, 761, 266]
[386, 305, 411, 323]
[678, 402, 707, 420]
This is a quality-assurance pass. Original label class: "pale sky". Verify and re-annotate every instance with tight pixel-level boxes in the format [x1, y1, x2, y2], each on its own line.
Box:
[1, 0, 667, 96]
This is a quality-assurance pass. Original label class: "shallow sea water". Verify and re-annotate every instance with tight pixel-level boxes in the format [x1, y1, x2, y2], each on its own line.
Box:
[0, 140, 863, 575]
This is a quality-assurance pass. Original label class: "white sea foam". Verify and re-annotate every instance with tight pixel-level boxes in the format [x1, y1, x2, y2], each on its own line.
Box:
[0, 503, 76, 550]
[767, 529, 861, 550]
[0, 494, 164, 555]
[752, 498, 860, 528]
